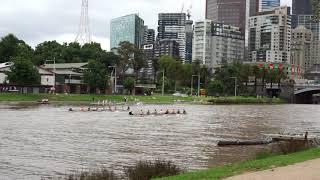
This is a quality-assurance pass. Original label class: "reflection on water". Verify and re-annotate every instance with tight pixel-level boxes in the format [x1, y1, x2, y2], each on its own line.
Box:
[0, 104, 319, 179]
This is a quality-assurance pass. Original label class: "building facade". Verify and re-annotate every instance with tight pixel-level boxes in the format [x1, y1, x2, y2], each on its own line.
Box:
[291, 26, 312, 77]
[292, 0, 313, 15]
[292, 0, 320, 41]
[205, 0, 259, 31]
[141, 28, 156, 81]
[260, 0, 280, 12]
[110, 14, 145, 49]
[158, 13, 188, 62]
[249, 6, 291, 64]
[154, 39, 180, 60]
[193, 20, 245, 71]
[185, 20, 194, 64]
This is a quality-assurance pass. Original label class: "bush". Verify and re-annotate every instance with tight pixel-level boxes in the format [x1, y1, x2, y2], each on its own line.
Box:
[65, 169, 119, 180]
[277, 141, 311, 155]
[124, 160, 184, 180]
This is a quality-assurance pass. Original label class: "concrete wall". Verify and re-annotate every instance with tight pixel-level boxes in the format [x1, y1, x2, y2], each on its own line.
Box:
[41, 75, 54, 86]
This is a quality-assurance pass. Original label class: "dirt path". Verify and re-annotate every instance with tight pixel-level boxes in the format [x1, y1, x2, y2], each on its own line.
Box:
[225, 158, 320, 180]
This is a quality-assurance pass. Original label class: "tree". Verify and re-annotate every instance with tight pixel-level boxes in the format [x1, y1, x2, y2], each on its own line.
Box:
[114, 41, 146, 81]
[34, 41, 62, 65]
[0, 34, 32, 63]
[84, 60, 108, 91]
[6, 57, 40, 86]
[99, 51, 120, 69]
[123, 77, 135, 94]
[207, 80, 224, 96]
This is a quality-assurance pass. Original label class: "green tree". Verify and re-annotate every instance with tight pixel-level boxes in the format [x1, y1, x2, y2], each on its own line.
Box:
[6, 57, 40, 86]
[84, 60, 108, 90]
[207, 80, 224, 96]
[0, 34, 33, 63]
[115, 41, 146, 80]
[99, 51, 120, 69]
[81, 42, 103, 60]
[123, 77, 135, 94]
[34, 41, 62, 65]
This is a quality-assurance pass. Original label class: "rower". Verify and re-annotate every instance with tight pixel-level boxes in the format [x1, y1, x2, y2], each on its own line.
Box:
[68, 108, 74, 112]
[139, 110, 144, 116]
[147, 110, 151, 115]
[177, 109, 181, 114]
[165, 109, 169, 114]
[153, 109, 158, 115]
[129, 111, 134, 116]
[127, 106, 130, 111]
[183, 109, 187, 114]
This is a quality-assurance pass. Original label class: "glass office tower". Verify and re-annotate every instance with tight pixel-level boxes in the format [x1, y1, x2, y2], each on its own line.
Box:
[260, 0, 280, 12]
[110, 14, 144, 49]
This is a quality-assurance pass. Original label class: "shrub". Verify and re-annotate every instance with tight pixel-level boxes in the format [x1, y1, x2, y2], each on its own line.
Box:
[277, 141, 311, 155]
[124, 160, 184, 180]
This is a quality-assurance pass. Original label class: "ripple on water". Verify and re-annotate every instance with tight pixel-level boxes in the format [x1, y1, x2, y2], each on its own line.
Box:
[0, 104, 320, 179]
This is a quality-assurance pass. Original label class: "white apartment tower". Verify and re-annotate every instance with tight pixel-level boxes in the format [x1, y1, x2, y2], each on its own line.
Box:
[193, 20, 245, 70]
[249, 6, 291, 63]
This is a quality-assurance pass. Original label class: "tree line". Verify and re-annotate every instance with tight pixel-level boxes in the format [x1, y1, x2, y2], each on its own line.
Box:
[0, 34, 289, 96]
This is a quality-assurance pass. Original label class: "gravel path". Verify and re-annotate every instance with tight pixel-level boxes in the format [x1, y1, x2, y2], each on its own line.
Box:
[225, 158, 320, 180]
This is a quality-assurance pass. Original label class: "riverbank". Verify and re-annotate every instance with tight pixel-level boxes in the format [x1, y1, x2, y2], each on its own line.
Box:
[157, 148, 320, 180]
[0, 93, 286, 105]
[207, 96, 286, 104]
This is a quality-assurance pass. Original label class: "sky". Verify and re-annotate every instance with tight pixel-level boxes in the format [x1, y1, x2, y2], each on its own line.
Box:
[0, 0, 291, 51]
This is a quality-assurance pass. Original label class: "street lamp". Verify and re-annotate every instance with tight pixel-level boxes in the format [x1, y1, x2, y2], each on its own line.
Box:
[162, 70, 165, 96]
[45, 58, 56, 93]
[230, 77, 237, 98]
[191, 74, 200, 96]
[108, 66, 117, 94]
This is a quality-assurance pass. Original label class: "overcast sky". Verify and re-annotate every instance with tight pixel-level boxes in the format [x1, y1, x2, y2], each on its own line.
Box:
[0, 0, 291, 51]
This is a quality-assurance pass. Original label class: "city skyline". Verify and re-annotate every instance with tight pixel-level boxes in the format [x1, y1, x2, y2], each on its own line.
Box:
[0, 0, 291, 50]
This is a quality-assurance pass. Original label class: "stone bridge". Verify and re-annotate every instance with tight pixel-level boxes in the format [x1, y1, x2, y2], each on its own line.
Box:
[293, 84, 320, 104]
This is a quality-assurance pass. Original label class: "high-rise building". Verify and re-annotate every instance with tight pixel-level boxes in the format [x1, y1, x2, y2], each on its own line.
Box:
[292, 26, 320, 72]
[154, 39, 180, 60]
[249, 6, 291, 63]
[110, 14, 145, 49]
[260, 0, 280, 12]
[193, 20, 245, 71]
[185, 20, 194, 63]
[157, 13, 187, 62]
[144, 28, 155, 44]
[205, 0, 259, 30]
[141, 27, 156, 81]
[292, 0, 320, 41]
[292, 0, 313, 15]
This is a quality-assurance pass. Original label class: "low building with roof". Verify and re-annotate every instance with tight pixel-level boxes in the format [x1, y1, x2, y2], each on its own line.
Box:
[0, 62, 55, 93]
[41, 63, 88, 94]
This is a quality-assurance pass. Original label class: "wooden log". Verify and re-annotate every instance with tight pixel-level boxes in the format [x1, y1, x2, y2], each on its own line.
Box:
[217, 140, 272, 146]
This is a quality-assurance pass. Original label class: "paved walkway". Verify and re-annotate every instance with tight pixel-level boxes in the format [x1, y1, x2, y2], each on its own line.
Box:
[225, 158, 320, 180]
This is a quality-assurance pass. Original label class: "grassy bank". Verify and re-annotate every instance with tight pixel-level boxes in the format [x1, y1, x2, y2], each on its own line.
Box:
[207, 96, 286, 104]
[0, 93, 286, 104]
[156, 148, 320, 180]
[0, 93, 203, 104]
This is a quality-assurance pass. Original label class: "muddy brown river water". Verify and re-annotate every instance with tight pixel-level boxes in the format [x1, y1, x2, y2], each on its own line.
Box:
[0, 104, 319, 179]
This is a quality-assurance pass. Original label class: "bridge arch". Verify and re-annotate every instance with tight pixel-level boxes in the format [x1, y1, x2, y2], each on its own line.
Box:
[294, 88, 320, 104]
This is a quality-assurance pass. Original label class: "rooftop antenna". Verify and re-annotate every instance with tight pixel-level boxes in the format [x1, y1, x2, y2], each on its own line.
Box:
[75, 0, 91, 45]
[181, 3, 185, 13]
[187, 4, 193, 20]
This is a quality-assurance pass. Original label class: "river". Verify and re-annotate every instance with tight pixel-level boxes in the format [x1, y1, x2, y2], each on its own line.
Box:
[0, 104, 319, 179]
